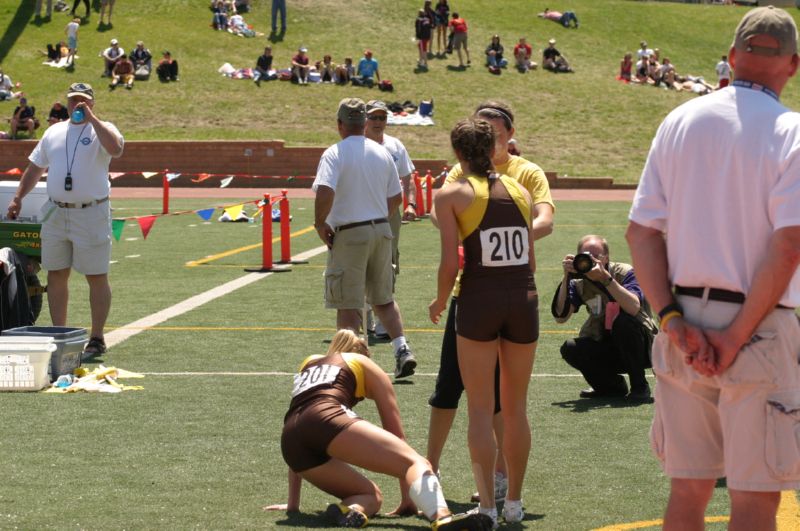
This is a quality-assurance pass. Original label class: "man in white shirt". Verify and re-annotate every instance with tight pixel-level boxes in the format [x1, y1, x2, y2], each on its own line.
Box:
[363, 100, 417, 337]
[313, 98, 416, 379]
[715, 54, 731, 88]
[637, 40, 654, 60]
[102, 38, 124, 77]
[7, 82, 124, 359]
[627, 7, 800, 529]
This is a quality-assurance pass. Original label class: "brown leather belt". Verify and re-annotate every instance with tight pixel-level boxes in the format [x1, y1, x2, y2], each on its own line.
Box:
[52, 196, 109, 209]
[335, 217, 388, 232]
[675, 285, 794, 310]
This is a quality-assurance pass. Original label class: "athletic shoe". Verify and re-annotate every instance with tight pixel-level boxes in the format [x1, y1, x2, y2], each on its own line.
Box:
[467, 507, 498, 530]
[432, 512, 494, 531]
[325, 503, 368, 528]
[365, 308, 375, 335]
[470, 472, 507, 503]
[394, 345, 416, 378]
[374, 320, 390, 339]
[501, 500, 524, 523]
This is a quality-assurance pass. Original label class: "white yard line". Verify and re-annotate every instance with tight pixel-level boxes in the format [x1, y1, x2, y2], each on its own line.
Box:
[104, 245, 328, 348]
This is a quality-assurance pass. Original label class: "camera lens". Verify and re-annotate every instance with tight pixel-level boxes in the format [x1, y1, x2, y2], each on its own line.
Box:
[573, 252, 594, 274]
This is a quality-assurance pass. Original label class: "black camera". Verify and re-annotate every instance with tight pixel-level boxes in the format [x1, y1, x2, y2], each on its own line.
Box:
[572, 252, 595, 274]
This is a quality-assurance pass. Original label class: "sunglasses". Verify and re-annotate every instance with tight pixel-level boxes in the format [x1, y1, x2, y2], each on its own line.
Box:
[367, 115, 387, 121]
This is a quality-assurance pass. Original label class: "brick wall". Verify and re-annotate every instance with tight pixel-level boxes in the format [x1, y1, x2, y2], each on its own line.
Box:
[0, 140, 449, 188]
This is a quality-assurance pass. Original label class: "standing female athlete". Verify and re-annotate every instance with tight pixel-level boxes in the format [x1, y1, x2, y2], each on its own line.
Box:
[266, 329, 492, 530]
[429, 118, 538, 526]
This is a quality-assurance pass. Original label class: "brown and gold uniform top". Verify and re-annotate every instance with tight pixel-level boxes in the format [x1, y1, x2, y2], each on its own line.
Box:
[284, 352, 367, 420]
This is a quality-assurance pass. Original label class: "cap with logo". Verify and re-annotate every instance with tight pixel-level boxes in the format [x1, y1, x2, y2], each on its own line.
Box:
[337, 98, 366, 125]
[366, 100, 388, 114]
[733, 5, 798, 56]
[66, 82, 94, 101]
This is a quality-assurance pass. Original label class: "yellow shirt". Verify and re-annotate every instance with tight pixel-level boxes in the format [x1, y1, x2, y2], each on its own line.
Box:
[445, 155, 555, 210]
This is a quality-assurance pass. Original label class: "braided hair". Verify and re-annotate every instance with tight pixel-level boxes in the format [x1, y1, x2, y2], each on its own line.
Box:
[450, 118, 495, 177]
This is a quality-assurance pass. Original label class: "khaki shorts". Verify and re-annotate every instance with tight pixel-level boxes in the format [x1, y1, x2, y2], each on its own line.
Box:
[41, 200, 112, 276]
[650, 295, 800, 491]
[324, 222, 394, 310]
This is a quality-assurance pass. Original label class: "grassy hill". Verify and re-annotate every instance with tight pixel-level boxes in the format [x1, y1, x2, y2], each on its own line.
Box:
[1, 0, 799, 183]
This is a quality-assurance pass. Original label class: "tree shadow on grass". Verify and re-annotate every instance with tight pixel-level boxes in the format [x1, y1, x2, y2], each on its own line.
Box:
[273, 511, 431, 528]
[0, 1, 35, 64]
[551, 397, 650, 412]
[446, 65, 467, 72]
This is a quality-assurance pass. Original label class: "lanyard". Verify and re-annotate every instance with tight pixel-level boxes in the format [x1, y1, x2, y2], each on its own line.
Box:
[64, 122, 89, 191]
[732, 79, 779, 101]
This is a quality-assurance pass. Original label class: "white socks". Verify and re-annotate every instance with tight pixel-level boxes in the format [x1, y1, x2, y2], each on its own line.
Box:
[391, 336, 408, 354]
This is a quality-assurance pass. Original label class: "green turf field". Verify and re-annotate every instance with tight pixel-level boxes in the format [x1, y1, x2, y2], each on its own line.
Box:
[3, 1, 800, 182]
[0, 197, 756, 530]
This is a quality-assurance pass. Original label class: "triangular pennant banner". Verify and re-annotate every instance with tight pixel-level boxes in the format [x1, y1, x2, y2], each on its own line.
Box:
[137, 216, 157, 240]
[111, 219, 125, 241]
[192, 173, 212, 183]
[6, 168, 22, 175]
[166, 172, 181, 182]
[223, 204, 244, 220]
[109, 172, 125, 180]
[220, 176, 234, 188]
[196, 208, 215, 221]
[141, 172, 158, 179]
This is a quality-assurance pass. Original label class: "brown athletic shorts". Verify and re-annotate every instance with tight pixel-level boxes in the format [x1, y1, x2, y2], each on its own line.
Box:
[281, 399, 362, 472]
[456, 282, 539, 343]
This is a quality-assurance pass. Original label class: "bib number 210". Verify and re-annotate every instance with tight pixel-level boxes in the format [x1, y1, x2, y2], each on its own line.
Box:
[480, 227, 529, 267]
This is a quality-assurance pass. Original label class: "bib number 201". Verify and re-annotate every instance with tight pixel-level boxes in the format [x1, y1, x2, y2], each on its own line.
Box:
[480, 227, 529, 267]
[292, 364, 341, 397]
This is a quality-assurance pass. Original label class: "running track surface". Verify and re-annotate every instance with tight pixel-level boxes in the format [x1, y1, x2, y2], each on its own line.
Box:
[111, 187, 636, 201]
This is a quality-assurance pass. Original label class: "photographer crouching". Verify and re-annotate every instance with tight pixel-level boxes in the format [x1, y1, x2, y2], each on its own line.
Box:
[552, 235, 657, 402]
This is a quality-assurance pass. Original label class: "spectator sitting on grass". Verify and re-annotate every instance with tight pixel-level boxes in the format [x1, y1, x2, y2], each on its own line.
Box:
[102, 38, 124, 77]
[156, 51, 179, 82]
[47, 101, 69, 126]
[10, 98, 39, 139]
[618, 52, 632, 82]
[633, 54, 649, 83]
[254, 46, 274, 86]
[334, 57, 354, 85]
[317, 55, 336, 83]
[356, 49, 381, 86]
[636, 40, 654, 60]
[109, 54, 134, 90]
[485, 35, 508, 69]
[292, 47, 311, 85]
[211, 0, 229, 30]
[646, 56, 661, 85]
[537, 8, 579, 29]
[513, 37, 536, 72]
[0, 69, 22, 101]
[131, 41, 152, 79]
[542, 38, 572, 72]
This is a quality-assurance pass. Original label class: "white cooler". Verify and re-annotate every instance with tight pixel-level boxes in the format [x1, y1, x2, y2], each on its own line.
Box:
[0, 336, 56, 391]
[0, 181, 48, 222]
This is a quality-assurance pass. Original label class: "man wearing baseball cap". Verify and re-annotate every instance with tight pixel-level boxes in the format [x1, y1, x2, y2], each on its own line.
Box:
[363, 100, 417, 339]
[627, 6, 800, 529]
[102, 38, 124, 77]
[7, 82, 124, 359]
[313, 98, 417, 379]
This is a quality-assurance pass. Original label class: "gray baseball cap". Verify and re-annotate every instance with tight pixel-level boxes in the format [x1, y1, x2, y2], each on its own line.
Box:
[67, 82, 94, 100]
[337, 98, 366, 124]
[733, 6, 798, 56]
[366, 100, 388, 114]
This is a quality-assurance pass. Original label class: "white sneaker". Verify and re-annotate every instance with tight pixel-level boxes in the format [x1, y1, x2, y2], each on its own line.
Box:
[365, 309, 375, 335]
[502, 499, 524, 523]
[394, 345, 416, 378]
